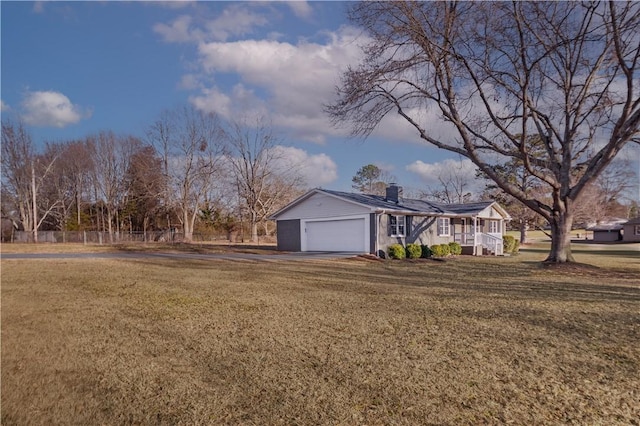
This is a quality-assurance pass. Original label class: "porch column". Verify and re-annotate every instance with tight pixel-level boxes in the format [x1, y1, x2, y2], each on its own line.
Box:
[473, 216, 478, 256]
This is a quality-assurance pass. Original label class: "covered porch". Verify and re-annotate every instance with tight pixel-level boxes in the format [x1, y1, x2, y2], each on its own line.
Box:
[452, 216, 505, 256]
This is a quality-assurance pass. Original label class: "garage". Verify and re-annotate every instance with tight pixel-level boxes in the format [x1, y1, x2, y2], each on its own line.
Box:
[303, 217, 367, 252]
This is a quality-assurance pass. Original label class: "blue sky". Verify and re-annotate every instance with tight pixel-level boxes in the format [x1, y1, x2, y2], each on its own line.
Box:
[2, 1, 638, 201]
[1, 0, 464, 194]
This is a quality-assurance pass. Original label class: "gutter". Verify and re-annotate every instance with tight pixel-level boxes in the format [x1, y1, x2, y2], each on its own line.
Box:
[374, 209, 448, 217]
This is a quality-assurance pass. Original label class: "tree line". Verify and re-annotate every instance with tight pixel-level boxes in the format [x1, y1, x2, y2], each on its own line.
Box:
[1, 106, 305, 243]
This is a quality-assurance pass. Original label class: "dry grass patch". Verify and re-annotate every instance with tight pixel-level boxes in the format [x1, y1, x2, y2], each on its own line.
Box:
[0, 242, 277, 255]
[2, 255, 639, 425]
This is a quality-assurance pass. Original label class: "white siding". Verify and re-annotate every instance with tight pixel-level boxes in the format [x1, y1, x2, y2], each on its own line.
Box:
[478, 205, 504, 219]
[276, 192, 372, 220]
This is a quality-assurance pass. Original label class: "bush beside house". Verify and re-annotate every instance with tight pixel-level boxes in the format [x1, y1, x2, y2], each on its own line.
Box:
[503, 235, 520, 255]
[386, 242, 465, 260]
[448, 242, 462, 256]
[406, 243, 422, 259]
[431, 244, 451, 257]
[387, 244, 406, 259]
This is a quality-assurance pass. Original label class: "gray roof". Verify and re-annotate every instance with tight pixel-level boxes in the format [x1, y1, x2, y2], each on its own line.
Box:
[587, 223, 624, 231]
[624, 217, 640, 225]
[320, 189, 496, 216]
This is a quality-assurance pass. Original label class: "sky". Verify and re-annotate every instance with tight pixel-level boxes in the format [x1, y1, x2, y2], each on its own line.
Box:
[2, 1, 638, 200]
[1, 0, 465, 195]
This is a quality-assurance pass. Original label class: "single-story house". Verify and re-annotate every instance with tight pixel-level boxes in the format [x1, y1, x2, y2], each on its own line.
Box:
[587, 223, 624, 242]
[270, 184, 512, 256]
[622, 217, 640, 242]
[586, 217, 628, 242]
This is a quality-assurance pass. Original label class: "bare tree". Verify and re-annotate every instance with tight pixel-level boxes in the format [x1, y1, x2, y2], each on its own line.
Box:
[38, 141, 95, 232]
[1, 120, 59, 242]
[87, 132, 142, 242]
[573, 158, 637, 224]
[122, 145, 166, 236]
[328, 1, 640, 263]
[420, 163, 473, 204]
[147, 106, 225, 243]
[225, 117, 306, 242]
[1, 121, 34, 233]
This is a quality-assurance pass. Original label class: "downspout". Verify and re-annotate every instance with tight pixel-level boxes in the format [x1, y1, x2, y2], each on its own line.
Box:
[375, 213, 380, 256]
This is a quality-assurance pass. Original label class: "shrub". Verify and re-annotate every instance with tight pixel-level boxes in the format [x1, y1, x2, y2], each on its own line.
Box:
[387, 244, 406, 259]
[512, 239, 520, 254]
[420, 244, 432, 258]
[430, 243, 451, 257]
[448, 242, 462, 256]
[503, 235, 517, 254]
[406, 243, 422, 259]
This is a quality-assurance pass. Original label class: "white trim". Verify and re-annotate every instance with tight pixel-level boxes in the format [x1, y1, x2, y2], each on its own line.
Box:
[389, 214, 406, 237]
[437, 217, 451, 236]
[271, 189, 376, 219]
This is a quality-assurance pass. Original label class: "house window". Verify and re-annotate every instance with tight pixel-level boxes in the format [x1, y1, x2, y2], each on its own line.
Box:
[389, 215, 405, 236]
[437, 218, 450, 236]
[635, 225, 640, 236]
[489, 220, 500, 233]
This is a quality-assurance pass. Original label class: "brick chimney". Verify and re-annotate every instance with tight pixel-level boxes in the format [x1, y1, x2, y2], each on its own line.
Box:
[385, 183, 403, 203]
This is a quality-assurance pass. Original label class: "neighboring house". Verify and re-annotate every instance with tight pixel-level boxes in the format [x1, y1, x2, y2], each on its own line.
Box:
[622, 217, 640, 243]
[270, 184, 512, 256]
[586, 217, 627, 242]
[587, 223, 623, 242]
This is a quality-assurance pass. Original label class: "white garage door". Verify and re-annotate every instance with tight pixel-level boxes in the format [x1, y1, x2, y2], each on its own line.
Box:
[305, 218, 366, 252]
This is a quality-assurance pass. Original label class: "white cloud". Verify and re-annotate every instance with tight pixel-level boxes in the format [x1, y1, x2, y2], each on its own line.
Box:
[406, 158, 478, 187]
[157, 1, 197, 9]
[206, 5, 268, 41]
[0, 100, 9, 112]
[154, 5, 268, 43]
[191, 26, 365, 143]
[33, 1, 45, 13]
[154, 5, 411, 145]
[272, 145, 338, 187]
[178, 73, 202, 90]
[21, 90, 90, 128]
[287, 1, 313, 19]
[153, 15, 201, 43]
[190, 84, 267, 120]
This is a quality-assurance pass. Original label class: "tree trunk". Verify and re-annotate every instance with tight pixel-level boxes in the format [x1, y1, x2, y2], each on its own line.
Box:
[250, 211, 258, 243]
[519, 221, 528, 244]
[31, 161, 38, 243]
[107, 209, 113, 243]
[545, 213, 575, 263]
[183, 209, 194, 243]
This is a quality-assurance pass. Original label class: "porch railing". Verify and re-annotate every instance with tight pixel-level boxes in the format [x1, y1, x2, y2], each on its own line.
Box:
[454, 232, 475, 246]
[479, 233, 503, 256]
[454, 232, 504, 256]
